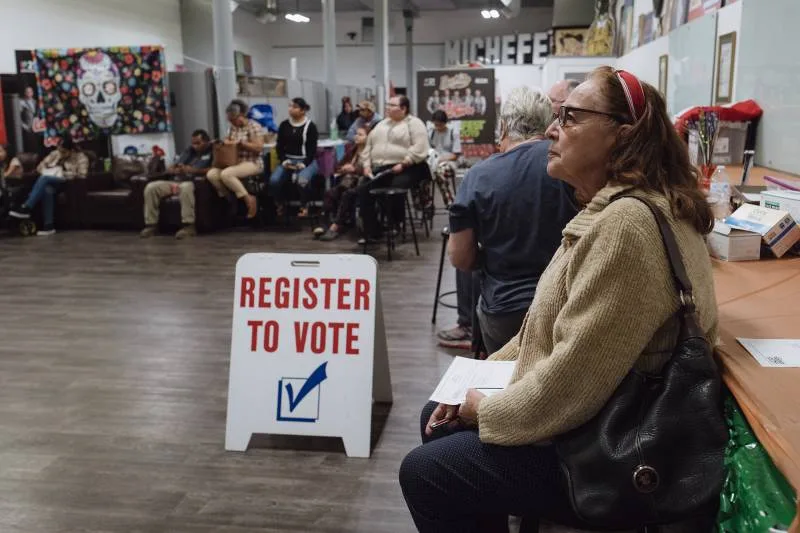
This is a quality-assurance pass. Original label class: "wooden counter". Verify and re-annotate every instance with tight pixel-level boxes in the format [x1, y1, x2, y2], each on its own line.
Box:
[714, 257, 800, 531]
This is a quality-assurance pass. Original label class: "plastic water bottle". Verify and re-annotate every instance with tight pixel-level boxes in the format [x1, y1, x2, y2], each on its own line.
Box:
[710, 166, 732, 219]
[330, 118, 339, 141]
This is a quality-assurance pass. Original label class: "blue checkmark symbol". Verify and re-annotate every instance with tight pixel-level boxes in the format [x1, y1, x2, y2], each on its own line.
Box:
[284, 362, 328, 412]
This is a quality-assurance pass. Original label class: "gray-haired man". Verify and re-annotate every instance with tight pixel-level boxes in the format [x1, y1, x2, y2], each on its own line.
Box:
[447, 86, 578, 354]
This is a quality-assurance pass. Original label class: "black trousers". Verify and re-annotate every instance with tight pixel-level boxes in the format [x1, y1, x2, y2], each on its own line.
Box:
[399, 402, 575, 533]
[357, 162, 431, 237]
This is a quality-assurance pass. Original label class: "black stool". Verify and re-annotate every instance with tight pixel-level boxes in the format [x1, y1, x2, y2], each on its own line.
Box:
[366, 187, 419, 261]
[431, 226, 457, 324]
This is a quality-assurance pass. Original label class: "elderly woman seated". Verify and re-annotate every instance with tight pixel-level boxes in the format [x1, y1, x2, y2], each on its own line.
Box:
[399, 67, 723, 532]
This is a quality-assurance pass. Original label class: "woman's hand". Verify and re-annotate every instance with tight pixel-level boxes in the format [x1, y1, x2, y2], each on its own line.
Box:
[341, 163, 355, 174]
[424, 403, 459, 436]
[457, 389, 486, 429]
[392, 163, 404, 174]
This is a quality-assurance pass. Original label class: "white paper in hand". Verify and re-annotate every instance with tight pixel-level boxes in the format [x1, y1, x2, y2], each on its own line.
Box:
[429, 357, 516, 405]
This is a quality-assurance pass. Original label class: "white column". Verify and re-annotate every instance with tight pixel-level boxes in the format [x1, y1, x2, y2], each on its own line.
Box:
[322, 0, 337, 131]
[374, 0, 390, 106]
[212, 0, 237, 130]
[404, 11, 414, 113]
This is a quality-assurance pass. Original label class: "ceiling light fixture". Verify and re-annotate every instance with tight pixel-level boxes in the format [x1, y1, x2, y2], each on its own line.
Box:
[480, 9, 491, 18]
[490, 9, 500, 18]
[285, 13, 310, 23]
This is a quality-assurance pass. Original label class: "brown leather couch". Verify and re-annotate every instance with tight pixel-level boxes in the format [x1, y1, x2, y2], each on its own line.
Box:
[77, 155, 231, 232]
[5, 152, 83, 229]
[156, 175, 231, 233]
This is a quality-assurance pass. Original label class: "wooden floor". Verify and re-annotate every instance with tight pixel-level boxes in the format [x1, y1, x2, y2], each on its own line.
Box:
[0, 218, 467, 532]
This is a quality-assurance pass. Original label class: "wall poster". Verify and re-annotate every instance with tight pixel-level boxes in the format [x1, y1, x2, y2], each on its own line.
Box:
[34, 46, 171, 147]
[15, 50, 46, 153]
[416, 68, 496, 158]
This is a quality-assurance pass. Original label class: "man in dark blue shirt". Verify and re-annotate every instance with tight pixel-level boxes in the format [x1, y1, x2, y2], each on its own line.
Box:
[140, 129, 213, 239]
[448, 87, 578, 354]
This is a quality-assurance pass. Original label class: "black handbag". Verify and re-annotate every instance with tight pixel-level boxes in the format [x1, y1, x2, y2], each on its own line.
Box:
[555, 195, 727, 530]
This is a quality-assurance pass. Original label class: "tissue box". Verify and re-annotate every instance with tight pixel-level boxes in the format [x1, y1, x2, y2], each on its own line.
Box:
[725, 204, 800, 258]
[707, 221, 762, 261]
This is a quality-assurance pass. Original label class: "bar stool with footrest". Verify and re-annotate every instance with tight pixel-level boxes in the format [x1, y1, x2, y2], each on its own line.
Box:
[431, 226, 457, 324]
[363, 187, 419, 261]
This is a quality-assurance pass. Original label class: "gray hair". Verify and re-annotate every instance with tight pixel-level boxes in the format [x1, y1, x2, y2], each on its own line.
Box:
[499, 86, 553, 141]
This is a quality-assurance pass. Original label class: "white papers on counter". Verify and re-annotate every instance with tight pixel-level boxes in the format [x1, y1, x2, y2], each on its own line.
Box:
[737, 338, 800, 368]
[429, 357, 516, 405]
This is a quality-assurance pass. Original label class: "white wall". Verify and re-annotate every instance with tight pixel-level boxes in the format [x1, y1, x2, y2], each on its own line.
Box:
[736, 0, 799, 173]
[265, 8, 554, 48]
[713, 1, 742, 103]
[615, 35, 669, 88]
[232, 10, 272, 76]
[264, 8, 553, 87]
[267, 44, 444, 88]
[0, 0, 183, 72]
[615, 0, 744, 113]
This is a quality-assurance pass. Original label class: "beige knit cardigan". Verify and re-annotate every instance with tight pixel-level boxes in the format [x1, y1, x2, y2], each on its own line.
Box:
[478, 183, 718, 446]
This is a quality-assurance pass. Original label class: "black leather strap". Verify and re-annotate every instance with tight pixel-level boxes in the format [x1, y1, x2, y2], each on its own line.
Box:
[615, 194, 694, 307]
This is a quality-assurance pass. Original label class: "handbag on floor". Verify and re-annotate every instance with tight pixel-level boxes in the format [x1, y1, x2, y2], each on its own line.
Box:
[212, 142, 239, 169]
[555, 195, 727, 530]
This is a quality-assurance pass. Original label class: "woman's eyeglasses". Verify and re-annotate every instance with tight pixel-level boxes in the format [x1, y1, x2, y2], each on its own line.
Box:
[553, 105, 628, 127]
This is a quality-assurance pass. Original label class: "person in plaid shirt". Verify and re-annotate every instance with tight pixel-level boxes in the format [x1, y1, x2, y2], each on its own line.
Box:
[206, 100, 264, 218]
[10, 137, 89, 235]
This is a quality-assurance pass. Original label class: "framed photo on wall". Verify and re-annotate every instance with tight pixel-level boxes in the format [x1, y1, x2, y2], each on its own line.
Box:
[552, 27, 590, 57]
[715, 31, 737, 104]
[658, 55, 669, 96]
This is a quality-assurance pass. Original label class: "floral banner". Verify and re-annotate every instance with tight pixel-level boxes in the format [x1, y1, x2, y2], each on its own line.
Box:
[35, 46, 171, 146]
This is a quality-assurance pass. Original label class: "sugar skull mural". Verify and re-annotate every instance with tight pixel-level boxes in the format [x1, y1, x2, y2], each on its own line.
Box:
[77, 51, 122, 128]
[34, 46, 171, 146]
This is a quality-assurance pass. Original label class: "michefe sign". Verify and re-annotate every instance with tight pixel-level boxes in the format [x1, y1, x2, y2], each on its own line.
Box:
[225, 253, 392, 458]
[445, 32, 551, 66]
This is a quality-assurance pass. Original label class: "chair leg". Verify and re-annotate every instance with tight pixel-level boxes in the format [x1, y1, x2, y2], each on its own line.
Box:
[384, 197, 393, 262]
[406, 194, 420, 256]
[431, 232, 448, 324]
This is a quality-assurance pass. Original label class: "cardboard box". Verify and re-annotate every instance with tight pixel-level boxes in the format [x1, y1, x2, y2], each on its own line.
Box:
[761, 189, 800, 223]
[707, 221, 762, 261]
[725, 204, 800, 258]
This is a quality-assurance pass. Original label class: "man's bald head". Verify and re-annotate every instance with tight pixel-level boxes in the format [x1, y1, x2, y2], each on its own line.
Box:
[548, 79, 580, 114]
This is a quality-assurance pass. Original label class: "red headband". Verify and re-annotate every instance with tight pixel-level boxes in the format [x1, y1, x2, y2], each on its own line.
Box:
[615, 70, 646, 121]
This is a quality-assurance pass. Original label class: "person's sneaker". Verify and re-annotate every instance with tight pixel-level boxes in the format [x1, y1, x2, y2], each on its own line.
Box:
[319, 229, 340, 242]
[357, 236, 383, 246]
[36, 226, 56, 236]
[436, 325, 472, 342]
[140, 226, 157, 238]
[9, 206, 31, 219]
[175, 225, 197, 239]
[312, 226, 326, 238]
[438, 338, 472, 350]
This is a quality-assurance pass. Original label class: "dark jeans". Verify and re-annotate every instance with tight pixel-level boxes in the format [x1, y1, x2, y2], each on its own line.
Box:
[476, 301, 529, 355]
[24, 174, 66, 227]
[358, 162, 431, 237]
[399, 401, 571, 533]
[456, 270, 481, 330]
[324, 174, 366, 227]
